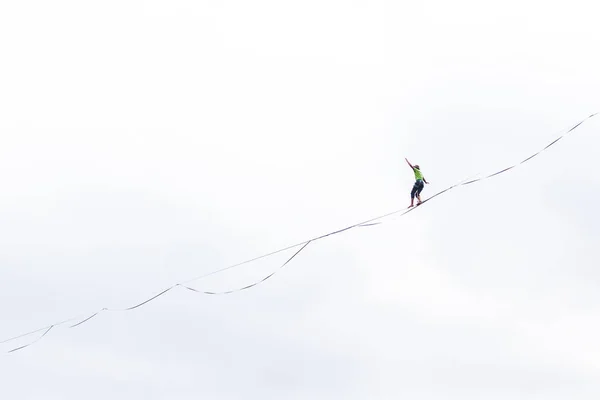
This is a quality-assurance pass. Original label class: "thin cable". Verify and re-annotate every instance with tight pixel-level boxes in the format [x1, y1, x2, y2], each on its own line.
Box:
[0, 326, 51, 345]
[70, 309, 108, 328]
[8, 326, 54, 353]
[0, 316, 78, 345]
[113, 286, 177, 312]
[181, 243, 309, 284]
[181, 241, 312, 295]
[455, 112, 597, 187]
[2, 112, 596, 353]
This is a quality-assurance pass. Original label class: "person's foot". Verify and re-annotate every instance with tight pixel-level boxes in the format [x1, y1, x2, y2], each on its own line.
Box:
[408, 204, 414, 208]
[416, 201, 422, 206]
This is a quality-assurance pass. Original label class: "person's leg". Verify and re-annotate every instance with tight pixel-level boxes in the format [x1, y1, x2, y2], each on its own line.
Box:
[409, 183, 418, 207]
[416, 181, 424, 204]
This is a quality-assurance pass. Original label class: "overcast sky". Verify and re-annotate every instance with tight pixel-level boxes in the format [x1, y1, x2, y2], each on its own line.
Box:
[1, 0, 599, 399]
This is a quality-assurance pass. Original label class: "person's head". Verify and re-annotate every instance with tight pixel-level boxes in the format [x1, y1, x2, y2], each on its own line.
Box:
[414, 164, 420, 170]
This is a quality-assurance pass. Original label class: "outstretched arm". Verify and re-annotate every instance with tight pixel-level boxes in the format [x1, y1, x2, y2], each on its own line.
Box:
[423, 177, 429, 184]
[405, 158, 414, 169]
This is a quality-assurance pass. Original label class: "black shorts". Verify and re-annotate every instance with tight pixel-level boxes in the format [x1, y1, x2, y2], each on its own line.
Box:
[411, 180, 424, 198]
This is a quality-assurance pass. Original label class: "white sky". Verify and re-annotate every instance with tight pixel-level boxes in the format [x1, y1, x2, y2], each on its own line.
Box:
[1, 0, 599, 399]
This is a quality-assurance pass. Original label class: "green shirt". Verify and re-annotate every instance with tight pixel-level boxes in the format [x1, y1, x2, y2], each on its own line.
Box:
[413, 168, 423, 181]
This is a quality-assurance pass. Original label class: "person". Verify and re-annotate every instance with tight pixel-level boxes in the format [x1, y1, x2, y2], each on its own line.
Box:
[405, 158, 429, 207]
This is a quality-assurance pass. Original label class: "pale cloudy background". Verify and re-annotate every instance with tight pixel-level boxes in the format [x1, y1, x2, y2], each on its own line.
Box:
[1, 0, 599, 399]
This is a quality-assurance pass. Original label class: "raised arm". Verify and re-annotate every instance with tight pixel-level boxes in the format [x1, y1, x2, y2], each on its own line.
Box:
[405, 158, 414, 169]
